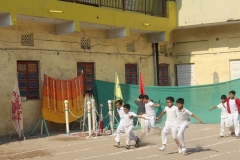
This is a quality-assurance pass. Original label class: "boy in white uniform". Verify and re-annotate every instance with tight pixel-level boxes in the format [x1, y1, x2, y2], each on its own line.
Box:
[123, 104, 147, 149]
[143, 95, 161, 134]
[209, 95, 230, 138]
[175, 98, 202, 153]
[156, 96, 180, 151]
[226, 90, 240, 138]
[113, 100, 125, 147]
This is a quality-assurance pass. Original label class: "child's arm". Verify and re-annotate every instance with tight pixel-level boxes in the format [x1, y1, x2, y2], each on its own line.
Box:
[136, 115, 148, 120]
[156, 111, 166, 120]
[209, 106, 218, 111]
[134, 98, 139, 105]
[153, 103, 161, 107]
[191, 114, 202, 124]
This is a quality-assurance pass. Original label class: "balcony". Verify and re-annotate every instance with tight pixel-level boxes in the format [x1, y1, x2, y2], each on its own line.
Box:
[62, 0, 166, 17]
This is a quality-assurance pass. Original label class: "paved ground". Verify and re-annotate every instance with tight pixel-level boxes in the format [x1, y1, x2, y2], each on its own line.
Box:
[0, 124, 240, 160]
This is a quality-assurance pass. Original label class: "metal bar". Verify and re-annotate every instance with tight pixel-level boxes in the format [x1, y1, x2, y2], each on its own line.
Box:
[162, 0, 166, 17]
[30, 118, 42, 136]
[122, 0, 125, 11]
[145, 0, 147, 15]
[43, 118, 50, 136]
[100, 0, 102, 7]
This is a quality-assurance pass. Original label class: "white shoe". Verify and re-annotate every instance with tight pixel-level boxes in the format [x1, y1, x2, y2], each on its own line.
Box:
[159, 146, 166, 151]
[181, 147, 186, 153]
[178, 147, 182, 153]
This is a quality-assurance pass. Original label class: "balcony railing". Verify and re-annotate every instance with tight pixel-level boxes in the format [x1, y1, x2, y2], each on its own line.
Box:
[62, 0, 166, 17]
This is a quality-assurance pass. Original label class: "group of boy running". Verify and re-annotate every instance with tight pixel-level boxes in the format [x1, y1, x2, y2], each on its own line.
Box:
[209, 90, 240, 139]
[113, 90, 240, 153]
[113, 95, 202, 154]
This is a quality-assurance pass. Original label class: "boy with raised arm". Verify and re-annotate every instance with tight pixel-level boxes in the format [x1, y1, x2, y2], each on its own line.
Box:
[209, 95, 230, 138]
[123, 104, 147, 149]
[175, 98, 202, 154]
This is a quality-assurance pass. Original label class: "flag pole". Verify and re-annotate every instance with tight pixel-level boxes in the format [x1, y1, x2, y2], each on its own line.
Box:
[113, 71, 116, 126]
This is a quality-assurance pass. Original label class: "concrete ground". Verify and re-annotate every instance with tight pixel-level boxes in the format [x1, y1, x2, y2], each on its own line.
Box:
[0, 124, 240, 160]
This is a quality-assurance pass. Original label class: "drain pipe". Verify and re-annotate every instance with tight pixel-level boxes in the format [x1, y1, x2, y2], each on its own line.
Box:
[152, 43, 159, 86]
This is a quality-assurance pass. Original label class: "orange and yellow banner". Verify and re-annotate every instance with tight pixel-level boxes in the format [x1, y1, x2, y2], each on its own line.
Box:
[42, 74, 84, 123]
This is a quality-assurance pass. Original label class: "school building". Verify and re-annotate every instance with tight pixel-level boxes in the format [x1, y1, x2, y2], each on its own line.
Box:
[0, 0, 240, 136]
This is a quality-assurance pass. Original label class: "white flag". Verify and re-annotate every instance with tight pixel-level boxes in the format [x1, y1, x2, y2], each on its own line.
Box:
[11, 75, 23, 138]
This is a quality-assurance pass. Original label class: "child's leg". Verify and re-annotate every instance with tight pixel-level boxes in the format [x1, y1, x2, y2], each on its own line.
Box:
[140, 114, 146, 133]
[220, 118, 225, 136]
[233, 112, 240, 136]
[115, 120, 125, 143]
[125, 125, 136, 146]
[177, 123, 188, 148]
[144, 117, 150, 133]
[171, 125, 180, 146]
[161, 124, 171, 146]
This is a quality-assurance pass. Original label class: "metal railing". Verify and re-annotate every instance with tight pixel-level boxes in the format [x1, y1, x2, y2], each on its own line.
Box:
[62, 0, 166, 17]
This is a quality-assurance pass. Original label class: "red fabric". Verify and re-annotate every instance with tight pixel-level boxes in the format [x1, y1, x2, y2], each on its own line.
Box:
[226, 98, 240, 114]
[139, 72, 145, 95]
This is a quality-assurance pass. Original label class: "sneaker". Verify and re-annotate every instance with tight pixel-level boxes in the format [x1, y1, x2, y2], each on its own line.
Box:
[231, 132, 235, 136]
[159, 146, 166, 151]
[181, 147, 186, 153]
[113, 142, 120, 148]
[135, 138, 140, 147]
[178, 147, 182, 153]
[125, 145, 130, 149]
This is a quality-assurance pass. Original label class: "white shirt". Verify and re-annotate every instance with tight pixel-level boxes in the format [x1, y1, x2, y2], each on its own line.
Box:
[229, 99, 238, 113]
[164, 106, 178, 125]
[217, 102, 228, 118]
[117, 106, 125, 120]
[124, 111, 137, 127]
[145, 101, 155, 116]
[176, 108, 192, 125]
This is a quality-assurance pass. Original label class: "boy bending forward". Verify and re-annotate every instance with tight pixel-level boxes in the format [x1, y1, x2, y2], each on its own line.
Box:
[123, 104, 147, 149]
[176, 98, 202, 153]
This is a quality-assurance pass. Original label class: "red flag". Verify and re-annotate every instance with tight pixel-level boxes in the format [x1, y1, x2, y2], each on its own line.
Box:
[139, 72, 145, 95]
[12, 75, 23, 138]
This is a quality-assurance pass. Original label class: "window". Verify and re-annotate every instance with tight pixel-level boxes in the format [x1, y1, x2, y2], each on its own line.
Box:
[176, 64, 195, 86]
[230, 60, 240, 80]
[17, 61, 39, 99]
[125, 64, 138, 84]
[159, 64, 169, 86]
[77, 62, 94, 92]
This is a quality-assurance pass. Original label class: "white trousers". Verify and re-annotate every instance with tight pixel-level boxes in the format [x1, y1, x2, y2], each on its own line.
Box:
[176, 122, 189, 148]
[138, 114, 146, 133]
[115, 120, 125, 143]
[228, 112, 240, 136]
[144, 115, 156, 133]
[161, 123, 178, 145]
[125, 125, 137, 145]
[220, 118, 230, 136]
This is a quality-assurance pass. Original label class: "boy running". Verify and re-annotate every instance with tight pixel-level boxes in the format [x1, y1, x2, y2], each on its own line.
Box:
[113, 100, 125, 147]
[226, 90, 240, 138]
[134, 94, 146, 133]
[209, 95, 230, 138]
[156, 97, 179, 151]
[123, 104, 147, 149]
[143, 95, 161, 134]
[175, 98, 202, 153]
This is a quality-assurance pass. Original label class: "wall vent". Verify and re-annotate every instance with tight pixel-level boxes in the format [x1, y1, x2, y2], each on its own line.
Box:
[126, 42, 135, 52]
[21, 33, 34, 46]
[80, 37, 91, 49]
